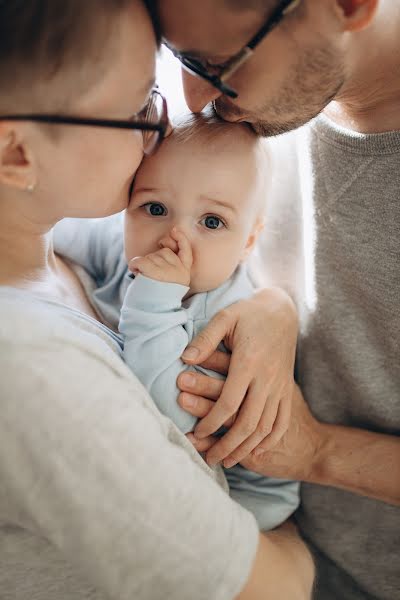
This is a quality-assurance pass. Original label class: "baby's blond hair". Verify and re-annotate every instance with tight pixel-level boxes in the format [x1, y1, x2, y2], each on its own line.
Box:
[168, 110, 269, 220]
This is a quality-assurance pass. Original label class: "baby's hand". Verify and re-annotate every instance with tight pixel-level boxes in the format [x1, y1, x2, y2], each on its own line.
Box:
[129, 228, 192, 286]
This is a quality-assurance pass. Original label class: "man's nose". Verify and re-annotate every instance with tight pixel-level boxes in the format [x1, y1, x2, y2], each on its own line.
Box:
[182, 69, 222, 113]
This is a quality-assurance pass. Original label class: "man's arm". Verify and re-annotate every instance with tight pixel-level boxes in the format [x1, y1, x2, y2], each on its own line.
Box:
[178, 369, 400, 506]
[238, 522, 314, 600]
[243, 386, 400, 506]
[308, 421, 400, 505]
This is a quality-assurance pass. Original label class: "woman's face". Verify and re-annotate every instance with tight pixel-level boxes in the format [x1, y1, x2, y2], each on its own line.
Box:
[30, 1, 157, 221]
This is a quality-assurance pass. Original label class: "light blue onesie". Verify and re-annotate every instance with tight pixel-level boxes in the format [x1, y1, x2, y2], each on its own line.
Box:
[54, 215, 299, 530]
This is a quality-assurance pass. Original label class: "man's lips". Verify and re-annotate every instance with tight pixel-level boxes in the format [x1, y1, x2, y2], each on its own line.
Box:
[213, 100, 251, 124]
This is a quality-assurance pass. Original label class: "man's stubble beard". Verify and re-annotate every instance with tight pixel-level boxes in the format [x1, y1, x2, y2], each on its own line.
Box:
[214, 44, 346, 137]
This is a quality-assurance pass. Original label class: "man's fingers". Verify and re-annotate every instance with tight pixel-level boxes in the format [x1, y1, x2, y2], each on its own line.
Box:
[171, 228, 193, 270]
[203, 381, 270, 466]
[181, 308, 233, 364]
[253, 392, 292, 454]
[178, 392, 236, 428]
[186, 432, 216, 453]
[199, 350, 230, 375]
[193, 348, 250, 439]
[177, 372, 224, 401]
[220, 392, 280, 467]
[178, 392, 215, 418]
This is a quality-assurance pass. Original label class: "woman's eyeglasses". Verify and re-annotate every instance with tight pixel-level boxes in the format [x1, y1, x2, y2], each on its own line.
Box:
[165, 0, 302, 99]
[0, 88, 169, 156]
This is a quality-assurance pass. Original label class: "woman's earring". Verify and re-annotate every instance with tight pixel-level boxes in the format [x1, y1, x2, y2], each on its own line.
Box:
[26, 182, 36, 192]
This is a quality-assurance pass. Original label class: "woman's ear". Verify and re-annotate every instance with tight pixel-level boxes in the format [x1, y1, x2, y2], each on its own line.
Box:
[240, 216, 265, 262]
[0, 122, 36, 191]
[334, 0, 379, 32]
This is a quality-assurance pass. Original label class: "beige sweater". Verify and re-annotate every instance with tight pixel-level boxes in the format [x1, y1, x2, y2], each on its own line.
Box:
[0, 288, 258, 600]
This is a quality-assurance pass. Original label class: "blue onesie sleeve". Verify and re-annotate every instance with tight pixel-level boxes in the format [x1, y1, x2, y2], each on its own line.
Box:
[120, 271, 300, 531]
[120, 275, 198, 434]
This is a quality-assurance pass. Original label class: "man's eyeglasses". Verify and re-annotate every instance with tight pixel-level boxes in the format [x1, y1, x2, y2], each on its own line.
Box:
[165, 0, 301, 99]
[0, 88, 168, 156]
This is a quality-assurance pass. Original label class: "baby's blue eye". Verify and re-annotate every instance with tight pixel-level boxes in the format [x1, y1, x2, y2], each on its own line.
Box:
[201, 215, 225, 230]
[143, 202, 167, 216]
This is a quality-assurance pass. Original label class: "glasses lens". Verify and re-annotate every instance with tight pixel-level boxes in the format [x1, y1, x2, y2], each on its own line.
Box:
[142, 91, 166, 155]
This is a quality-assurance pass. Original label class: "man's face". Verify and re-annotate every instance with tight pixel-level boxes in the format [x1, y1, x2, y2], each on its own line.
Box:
[160, 0, 346, 136]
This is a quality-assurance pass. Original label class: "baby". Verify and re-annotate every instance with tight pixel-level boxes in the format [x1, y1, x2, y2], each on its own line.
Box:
[55, 113, 299, 530]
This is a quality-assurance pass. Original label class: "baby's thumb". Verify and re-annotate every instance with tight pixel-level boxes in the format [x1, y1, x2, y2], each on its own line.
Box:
[159, 234, 178, 253]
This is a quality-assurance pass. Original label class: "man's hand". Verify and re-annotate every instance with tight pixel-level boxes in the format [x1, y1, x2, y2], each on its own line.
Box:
[242, 385, 323, 481]
[182, 381, 322, 481]
[129, 228, 192, 286]
[182, 379, 400, 505]
[177, 287, 299, 467]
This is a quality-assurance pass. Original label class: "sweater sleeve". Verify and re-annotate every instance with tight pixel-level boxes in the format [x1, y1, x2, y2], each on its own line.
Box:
[0, 312, 259, 600]
[119, 274, 198, 434]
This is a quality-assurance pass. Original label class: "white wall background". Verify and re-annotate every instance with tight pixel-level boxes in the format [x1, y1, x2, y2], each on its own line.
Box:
[156, 46, 188, 117]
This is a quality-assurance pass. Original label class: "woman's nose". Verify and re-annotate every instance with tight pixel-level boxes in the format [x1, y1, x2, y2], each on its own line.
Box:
[182, 69, 222, 113]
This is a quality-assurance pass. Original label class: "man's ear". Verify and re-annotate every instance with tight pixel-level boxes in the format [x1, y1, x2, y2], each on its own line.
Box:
[0, 122, 36, 191]
[334, 0, 379, 32]
[240, 216, 265, 262]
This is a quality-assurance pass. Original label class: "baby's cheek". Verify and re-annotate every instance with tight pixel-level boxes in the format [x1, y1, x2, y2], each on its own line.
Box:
[192, 241, 240, 291]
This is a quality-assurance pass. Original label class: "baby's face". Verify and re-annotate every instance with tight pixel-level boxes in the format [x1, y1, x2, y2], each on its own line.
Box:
[125, 134, 264, 294]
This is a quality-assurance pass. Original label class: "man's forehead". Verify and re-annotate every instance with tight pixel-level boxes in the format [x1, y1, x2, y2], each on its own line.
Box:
[159, 0, 264, 56]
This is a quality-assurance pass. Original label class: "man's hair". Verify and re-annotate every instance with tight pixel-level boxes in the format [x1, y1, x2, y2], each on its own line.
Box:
[0, 0, 133, 110]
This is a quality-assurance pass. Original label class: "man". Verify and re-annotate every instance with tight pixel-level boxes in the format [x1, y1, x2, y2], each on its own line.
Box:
[155, 1, 400, 598]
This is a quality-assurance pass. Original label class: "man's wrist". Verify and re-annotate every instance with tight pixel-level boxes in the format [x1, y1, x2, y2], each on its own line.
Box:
[306, 421, 334, 485]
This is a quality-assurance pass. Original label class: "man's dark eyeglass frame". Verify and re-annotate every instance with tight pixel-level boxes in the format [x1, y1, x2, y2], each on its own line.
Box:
[165, 0, 301, 99]
[0, 89, 168, 156]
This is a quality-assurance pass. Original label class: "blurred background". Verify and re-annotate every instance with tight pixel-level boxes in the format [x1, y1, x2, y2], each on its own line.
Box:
[156, 46, 188, 117]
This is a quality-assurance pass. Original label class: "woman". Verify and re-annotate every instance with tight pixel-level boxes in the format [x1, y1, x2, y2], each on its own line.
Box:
[0, 1, 313, 598]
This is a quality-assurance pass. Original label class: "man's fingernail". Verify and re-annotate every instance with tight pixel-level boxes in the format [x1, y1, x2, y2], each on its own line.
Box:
[182, 347, 200, 361]
[254, 448, 265, 456]
[181, 393, 196, 408]
[180, 373, 196, 388]
[186, 433, 198, 445]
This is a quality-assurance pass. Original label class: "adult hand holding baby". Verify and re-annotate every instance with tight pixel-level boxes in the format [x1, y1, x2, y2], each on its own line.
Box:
[178, 287, 299, 468]
[129, 227, 192, 286]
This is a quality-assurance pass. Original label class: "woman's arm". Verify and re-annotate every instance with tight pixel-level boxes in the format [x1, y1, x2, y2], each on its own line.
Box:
[0, 335, 256, 600]
[238, 523, 314, 600]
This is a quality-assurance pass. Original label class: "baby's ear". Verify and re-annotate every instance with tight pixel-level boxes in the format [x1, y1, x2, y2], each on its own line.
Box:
[240, 216, 265, 261]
